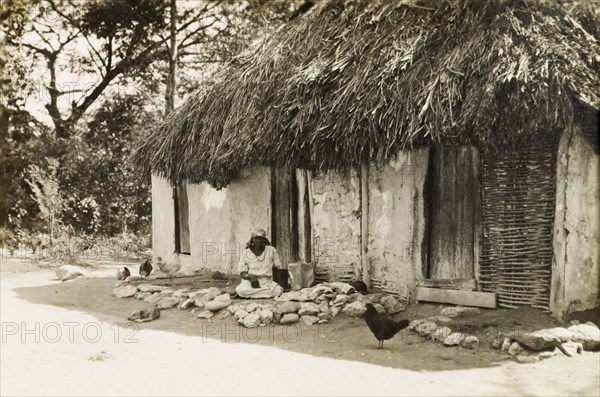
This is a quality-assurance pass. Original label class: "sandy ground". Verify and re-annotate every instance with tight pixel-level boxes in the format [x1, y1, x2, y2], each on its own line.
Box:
[1, 257, 599, 396]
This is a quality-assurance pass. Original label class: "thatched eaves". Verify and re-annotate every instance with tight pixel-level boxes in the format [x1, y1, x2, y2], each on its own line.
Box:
[134, 0, 599, 188]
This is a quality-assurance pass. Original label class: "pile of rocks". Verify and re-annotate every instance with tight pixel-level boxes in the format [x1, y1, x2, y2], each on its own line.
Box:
[409, 306, 481, 349]
[224, 300, 334, 328]
[223, 288, 406, 328]
[114, 280, 407, 328]
[493, 321, 600, 363]
[114, 282, 234, 315]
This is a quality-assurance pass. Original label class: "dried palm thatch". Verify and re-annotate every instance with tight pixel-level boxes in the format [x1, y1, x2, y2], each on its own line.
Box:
[133, 0, 599, 188]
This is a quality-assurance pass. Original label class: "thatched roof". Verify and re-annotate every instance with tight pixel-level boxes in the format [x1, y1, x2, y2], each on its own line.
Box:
[134, 0, 599, 188]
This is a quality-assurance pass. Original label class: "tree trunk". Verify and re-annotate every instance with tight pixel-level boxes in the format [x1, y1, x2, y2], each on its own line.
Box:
[165, 0, 177, 115]
[0, 105, 9, 228]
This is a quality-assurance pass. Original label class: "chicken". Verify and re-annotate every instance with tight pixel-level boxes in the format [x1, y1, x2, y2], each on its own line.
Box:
[156, 253, 181, 286]
[364, 303, 409, 349]
[116, 266, 131, 280]
[349, 279, 368, 293]
[128, 307, 160, 323]
[139, 259, 153, 278]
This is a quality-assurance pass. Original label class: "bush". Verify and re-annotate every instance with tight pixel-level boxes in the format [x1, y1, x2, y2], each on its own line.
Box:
[26, 228, 151, 265]
[80, 233, 151, 263]
[0, 227, 18, 255]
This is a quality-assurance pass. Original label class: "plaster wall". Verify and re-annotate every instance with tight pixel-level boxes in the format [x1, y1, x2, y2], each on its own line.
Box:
[152, 167, 271, 275]
[552, 126, 600, 316]
[368, 149, 429, 301]
[311, 170, 362, 279]
[151, 175, 175, 263]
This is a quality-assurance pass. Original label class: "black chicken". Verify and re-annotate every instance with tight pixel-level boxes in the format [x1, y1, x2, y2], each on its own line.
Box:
[349, 280, 368, 293]
[116, 266, 131, 280]
[364, 303, 410, 349]
[139, 259, 153, 278]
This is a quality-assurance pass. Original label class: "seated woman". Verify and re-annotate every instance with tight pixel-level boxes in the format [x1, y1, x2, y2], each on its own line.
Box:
[235, 228, 284, 299]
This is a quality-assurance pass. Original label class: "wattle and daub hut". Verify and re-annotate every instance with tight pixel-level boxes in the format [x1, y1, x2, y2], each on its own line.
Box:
[134, 0, 599, 318]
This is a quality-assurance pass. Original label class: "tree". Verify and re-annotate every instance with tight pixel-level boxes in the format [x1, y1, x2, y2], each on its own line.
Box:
[3, 0, 166, 138]
[1, 0, 303, 238]
[0, 33, 55, 234]
[25, 159, 64, 242]
[60, 93, 156, 235]
[3, 0, 298, 138]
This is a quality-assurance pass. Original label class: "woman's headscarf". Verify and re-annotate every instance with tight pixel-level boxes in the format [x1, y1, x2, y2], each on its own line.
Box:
[246, 227, 271, 248]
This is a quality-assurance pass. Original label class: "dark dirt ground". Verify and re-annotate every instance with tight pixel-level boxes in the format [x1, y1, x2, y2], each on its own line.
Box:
[13, 271, 578, 372]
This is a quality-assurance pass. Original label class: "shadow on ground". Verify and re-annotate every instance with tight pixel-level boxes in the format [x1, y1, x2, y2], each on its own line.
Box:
[14, 275, 566, 373]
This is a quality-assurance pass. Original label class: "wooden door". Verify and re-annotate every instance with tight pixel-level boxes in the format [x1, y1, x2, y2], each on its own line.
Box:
[174, 180, 190, 254]
[425, 145, 480, 282]
[271, 167, 298, 267]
